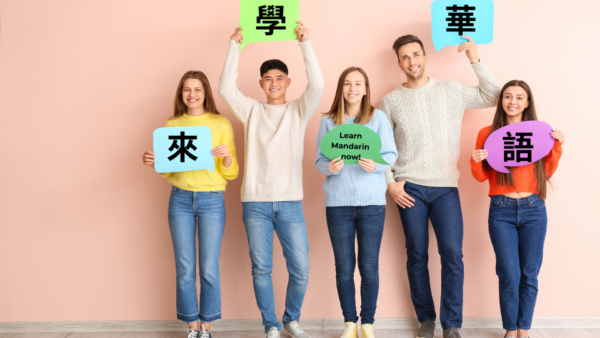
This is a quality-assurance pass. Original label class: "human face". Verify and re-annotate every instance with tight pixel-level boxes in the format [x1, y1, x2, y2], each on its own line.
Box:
[260, 69, 290, 103]
[502, 86, 529, 121]
[181, 78, 205, 110]
[342, 71, 366, 107]
[397, 42, 428, 80]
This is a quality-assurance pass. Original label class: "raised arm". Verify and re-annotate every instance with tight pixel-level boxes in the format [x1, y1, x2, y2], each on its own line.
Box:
[295, 21, 325, 124]
[218, 28, 255, 124]
[456, 36, 501, 109]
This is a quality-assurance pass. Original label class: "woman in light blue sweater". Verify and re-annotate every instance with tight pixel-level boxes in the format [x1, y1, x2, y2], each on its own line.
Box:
[315, 67, 398, 338]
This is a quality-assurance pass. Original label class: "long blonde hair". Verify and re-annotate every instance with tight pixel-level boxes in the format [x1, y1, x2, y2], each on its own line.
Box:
[324, 67, 375, 125]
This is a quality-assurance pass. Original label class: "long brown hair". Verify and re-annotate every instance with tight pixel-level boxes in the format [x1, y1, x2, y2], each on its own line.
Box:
[324, 67, 375, 125]
[172, 70, 220, 119]
[484, 80, 553, 199]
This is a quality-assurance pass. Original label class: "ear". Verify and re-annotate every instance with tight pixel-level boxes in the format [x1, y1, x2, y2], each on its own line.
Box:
[424, 54, 429, 62]
[259, 79, 263, 87]
[287, 78, 291, 87]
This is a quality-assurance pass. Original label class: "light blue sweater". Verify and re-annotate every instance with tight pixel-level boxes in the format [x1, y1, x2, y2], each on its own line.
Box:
[315, 109, 398, 207]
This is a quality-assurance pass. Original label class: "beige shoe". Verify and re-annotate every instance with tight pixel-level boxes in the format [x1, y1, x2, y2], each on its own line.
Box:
[341, 322, 358, 338]
[360, 324, 375, 338]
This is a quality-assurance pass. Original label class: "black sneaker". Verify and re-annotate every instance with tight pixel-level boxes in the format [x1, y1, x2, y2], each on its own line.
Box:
[188, 329, 199, 338]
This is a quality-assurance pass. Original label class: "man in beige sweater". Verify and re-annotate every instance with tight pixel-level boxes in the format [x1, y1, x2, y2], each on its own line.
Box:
[380, 35, 500, 338]
[219, 22, 324, 338]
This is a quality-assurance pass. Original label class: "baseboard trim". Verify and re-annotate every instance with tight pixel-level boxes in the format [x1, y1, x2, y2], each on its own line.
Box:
[1, 317, 599, 333]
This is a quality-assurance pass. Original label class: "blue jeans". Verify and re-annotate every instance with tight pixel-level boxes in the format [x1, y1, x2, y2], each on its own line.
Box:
[397, 182, 464, 329]
[242, 201, 310, 332]
[326, 206, 385, 325]
[168, 186, 225, 323]
[488, 194, 547, 331]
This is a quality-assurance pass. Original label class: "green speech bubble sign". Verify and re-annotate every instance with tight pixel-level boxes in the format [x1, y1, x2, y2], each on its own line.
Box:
[239, 0, 300, 51]
[320, 124, 389, 165]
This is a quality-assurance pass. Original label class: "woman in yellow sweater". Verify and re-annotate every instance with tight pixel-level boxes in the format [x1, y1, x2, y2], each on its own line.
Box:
[142, 70, 239, 338]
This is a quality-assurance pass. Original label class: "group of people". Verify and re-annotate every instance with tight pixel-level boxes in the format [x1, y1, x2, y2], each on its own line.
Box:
[142, 22, 565, 338]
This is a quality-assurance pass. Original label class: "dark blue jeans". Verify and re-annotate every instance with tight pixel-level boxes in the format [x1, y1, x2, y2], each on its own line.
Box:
[326, 206, 386, 325]
[488, 194, 547, 331]
[397, 182, 464, 329]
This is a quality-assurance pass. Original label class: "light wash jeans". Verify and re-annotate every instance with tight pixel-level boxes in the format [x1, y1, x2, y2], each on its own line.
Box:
[168, 186, 225, 322]
[242, 201, 310, 332]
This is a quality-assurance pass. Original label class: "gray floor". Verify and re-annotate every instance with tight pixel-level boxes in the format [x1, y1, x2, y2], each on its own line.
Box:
[1, 329, 600, 338]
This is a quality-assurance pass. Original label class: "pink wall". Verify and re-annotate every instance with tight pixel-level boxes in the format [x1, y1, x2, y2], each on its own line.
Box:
[1, 0, 599, 322]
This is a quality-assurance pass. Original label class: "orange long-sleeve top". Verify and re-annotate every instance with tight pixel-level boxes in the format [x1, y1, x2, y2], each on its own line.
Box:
[470, 125, 563, 196]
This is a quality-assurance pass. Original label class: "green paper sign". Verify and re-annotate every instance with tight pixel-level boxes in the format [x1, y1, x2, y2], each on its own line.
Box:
[320, 124, 389, 165]
[239, 0, 300, 50]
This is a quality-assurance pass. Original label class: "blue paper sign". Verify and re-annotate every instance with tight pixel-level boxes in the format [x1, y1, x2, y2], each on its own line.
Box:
[431, 0, 494, 52]
[153, 126, 215, 173]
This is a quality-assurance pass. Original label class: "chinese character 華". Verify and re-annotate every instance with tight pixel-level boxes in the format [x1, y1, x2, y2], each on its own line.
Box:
[446, 4, 476, 36]
[168, 131, 198, 162]
[256, 5, 286, 36]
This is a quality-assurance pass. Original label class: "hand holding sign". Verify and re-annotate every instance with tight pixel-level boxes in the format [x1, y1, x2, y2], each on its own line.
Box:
[320, 124, 389, 165]
[153, 126, 215, 173]
[483, 121, 555, 173]
[238, 0, 300, 50]
[431, 0, 494, 52]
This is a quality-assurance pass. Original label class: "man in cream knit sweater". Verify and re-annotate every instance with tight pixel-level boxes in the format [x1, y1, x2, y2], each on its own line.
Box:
[219, 22, 324, 338]
[380, 35, 500, 338]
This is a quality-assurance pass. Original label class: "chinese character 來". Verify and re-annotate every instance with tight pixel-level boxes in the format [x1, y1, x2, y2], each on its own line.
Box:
[168, 131, 198, 162]
[256, 5, 286, 36]
[446, 4, 476, 36]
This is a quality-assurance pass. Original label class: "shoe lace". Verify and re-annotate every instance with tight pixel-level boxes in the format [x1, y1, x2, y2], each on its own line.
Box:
[187, 329, 199, 338]
[362, 324, 375, 338]
[287, 322, 306, 337]
[199, 325, 210, 338]
[341, 323, 356, 338]
[267, 328, 280, 338]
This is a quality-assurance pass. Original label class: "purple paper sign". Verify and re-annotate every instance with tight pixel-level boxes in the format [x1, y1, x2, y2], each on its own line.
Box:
[483, 121, 554, 174]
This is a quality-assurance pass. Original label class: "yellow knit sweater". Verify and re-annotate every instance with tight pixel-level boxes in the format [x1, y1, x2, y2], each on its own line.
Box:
[159, 113, 239, 191]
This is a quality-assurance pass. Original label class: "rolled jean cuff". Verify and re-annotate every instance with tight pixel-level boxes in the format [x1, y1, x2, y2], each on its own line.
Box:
[177, 313, 199, 323]
[200, 311, 222, 323]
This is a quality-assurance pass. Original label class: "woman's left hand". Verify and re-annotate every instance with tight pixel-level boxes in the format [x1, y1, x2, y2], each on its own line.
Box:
[551, 129, 565, 143]
[212, 145, 231, 159]
[358, 158, 376, 172]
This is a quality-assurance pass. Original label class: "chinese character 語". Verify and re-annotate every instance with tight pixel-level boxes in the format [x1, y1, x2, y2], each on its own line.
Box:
[168, 131, 198, 162]
[256, 5, 286, 36]
[446, 4, 476, 36]
[503, 132, 533, 163]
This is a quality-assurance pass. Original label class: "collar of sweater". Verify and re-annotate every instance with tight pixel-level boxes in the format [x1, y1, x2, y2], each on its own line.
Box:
[399, 77, 438, 93]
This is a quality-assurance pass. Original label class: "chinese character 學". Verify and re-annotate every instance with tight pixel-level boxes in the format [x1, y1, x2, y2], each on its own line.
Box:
[503, 132, 533, 163]
[446, 4, 476, 36]
[256, 5, 286, 36]
[168, 131, 198, 162]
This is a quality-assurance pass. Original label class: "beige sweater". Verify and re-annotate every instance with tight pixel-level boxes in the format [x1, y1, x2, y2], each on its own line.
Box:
[219, 39, 324, 202]
[380, 62, 500, 187]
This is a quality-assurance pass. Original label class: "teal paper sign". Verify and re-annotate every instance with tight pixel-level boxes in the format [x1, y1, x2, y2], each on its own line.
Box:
[431, 0, 494, 52]
[239, 0, 300, 50]
[153, 126, 214, 173]
[320, 124, 389, 165]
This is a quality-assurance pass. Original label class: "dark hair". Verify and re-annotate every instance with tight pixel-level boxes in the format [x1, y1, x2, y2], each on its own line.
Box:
[484, 80, 553, 200]
[172, 70, 220, 119]
[324, 67, 375, 125]
[392, 35, 426, 61]
[260, 59, 289, 77]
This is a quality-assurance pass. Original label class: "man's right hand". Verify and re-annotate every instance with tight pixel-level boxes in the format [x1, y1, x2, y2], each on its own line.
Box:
[388, 181, 415, 209]
[231, 27, 244, 44]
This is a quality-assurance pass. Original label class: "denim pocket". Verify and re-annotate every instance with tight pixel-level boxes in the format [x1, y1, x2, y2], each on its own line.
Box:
[490, 200, 504, 209]
[209, 190, 224, 195]
[171, 186, 182, 194]
[530, 199, 546, 208]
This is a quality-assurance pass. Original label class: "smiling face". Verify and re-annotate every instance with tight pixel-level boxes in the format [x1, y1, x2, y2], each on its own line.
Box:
[342, 71, 366, 107]
[181, 78, 205, 110]
[260, 69, 290, 103]
[397, 42, 428, 81]
[502, 85, 529, 120]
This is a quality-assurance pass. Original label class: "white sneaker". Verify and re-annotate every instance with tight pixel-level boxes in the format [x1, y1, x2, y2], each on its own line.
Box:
[187, 329, 199, 338]
[268, 327, 281, 338]
[284, 321, 310, 338]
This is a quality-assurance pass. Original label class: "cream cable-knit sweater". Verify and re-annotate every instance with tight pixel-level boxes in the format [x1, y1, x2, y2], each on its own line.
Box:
[219, 40, 324, 202]
[380, 62, 500, 187]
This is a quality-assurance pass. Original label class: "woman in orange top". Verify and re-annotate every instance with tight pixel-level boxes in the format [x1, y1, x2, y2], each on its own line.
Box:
[470, 80, 564, 338]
